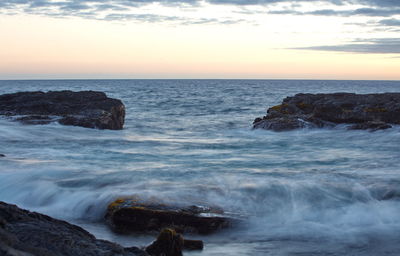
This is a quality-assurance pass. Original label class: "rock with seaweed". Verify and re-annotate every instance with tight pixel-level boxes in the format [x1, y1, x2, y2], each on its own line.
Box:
[0, 201, 147, 256]
[105, 197, 235, 235]
[253, 93, 400, 131]
[0, 90, 125, 130]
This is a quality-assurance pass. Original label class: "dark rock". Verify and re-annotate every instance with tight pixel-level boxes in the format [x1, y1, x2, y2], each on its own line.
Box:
[16, 115, 53, 125]
[0, 154, 5, 157]
[0, 91, 125, 130]
[349, 121, 392, 131]
[144, 229, 203, 256]
[253, 93, 400, 131]
[253, 117, 309, 131]
[0, 201, 147, 256]
[183, 239, 204, 251]
[145, 229, 183, 256]
[105, 197, 234, 235]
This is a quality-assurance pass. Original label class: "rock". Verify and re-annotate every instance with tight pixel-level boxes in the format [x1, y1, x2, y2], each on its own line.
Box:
[183, 239, 204, 251]
[253, 93, 400, 131]
[349, 121, 392, 131]
[253, 117, 309, 131]
[16, 115, 53, 125]
[106, 197, 234, 235]
[0, 201, 147, 256]
[0, 91, 125, 130]
[145, 229, 183, 256]
[0, 154, 5, 157]
[144, 228, 203, 256]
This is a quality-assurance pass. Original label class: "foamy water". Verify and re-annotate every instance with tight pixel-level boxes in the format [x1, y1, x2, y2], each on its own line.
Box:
[1, 79, 400, 255]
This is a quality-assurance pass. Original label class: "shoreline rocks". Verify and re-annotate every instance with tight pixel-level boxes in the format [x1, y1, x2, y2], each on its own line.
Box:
[0, 91, 125, 130]
[106, 197, 234, 235]
[0, 201, 205, 256]
[253, 93, 400, 131]
[0, 201, 147, 256]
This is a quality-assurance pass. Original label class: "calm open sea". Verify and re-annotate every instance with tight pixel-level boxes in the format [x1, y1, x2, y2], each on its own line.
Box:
[1, 79, 400, 255]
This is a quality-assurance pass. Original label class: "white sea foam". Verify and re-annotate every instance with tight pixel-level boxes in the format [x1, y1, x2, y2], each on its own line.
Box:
[1, 80, 400, 255]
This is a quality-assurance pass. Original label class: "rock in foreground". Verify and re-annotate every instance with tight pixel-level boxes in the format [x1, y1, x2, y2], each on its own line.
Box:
[253, 93, 400, 131]
[145, 228, 203, 256]
[106, 197, 234, 235]
[0, 201, 146, 256]
[145, 228, 184, 256]
[0, 91, 125, 130]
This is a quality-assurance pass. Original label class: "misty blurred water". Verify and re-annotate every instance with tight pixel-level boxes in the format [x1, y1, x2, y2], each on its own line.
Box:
[1, 79, 400, 255]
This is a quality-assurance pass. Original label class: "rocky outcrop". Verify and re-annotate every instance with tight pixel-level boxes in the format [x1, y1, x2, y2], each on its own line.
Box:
[253, 93, 400, 131]
[0, 91, 125, 130]
[145, 228, 203, 256]
[145, 229, 184, 256]
[105, 197, 234, 235]
[0, 201, 147, 256]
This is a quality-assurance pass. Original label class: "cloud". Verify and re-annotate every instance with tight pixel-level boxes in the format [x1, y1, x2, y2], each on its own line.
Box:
[294, 38, 400, 54]
[1, 0, 400, 25]
[357, 0, 400, 8]
[102, 13, 181, 22]
[268, 8, 400, 17]
[207, 0, 400, 8]
[379, 19, 400, 27]
[1, 0, 399, 56]
[99, 12, 244, 24]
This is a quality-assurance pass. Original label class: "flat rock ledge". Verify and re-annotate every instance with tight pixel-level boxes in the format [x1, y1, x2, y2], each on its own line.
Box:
[106, 197, 236, 235]
[0, 90, 125, 130]
[0, 201, 147, 256]
[253, 93, 400, 131]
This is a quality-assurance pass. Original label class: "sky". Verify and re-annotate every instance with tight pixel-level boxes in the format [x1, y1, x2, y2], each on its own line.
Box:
[0, 0, 399, 80]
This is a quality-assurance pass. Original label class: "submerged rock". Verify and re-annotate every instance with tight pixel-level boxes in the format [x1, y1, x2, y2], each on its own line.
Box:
[0, 90, 125, 130]
[253, 93, 400, 131]
[0, 201, 147, 256]
[105, 197, 234, 235]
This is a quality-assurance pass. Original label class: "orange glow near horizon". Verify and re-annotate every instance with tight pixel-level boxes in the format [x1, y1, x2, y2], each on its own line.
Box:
[0, 14, 399, 80]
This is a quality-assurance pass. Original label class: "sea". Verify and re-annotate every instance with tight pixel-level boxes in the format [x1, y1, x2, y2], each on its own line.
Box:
[1, 79, 400, 256]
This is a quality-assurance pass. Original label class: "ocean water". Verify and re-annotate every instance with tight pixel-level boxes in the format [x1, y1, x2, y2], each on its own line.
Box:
[1, 79, 400, 255]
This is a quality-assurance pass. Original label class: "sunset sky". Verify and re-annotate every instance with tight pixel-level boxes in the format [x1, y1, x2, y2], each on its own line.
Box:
[0, 0, 399, 80]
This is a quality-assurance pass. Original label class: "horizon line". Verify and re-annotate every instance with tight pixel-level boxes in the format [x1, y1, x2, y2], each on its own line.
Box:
[1, 78, 400, 82]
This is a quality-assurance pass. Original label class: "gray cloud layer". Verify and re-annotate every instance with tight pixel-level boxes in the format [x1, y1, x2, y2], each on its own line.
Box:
[0, 0, 249, 24]
[1, 0, 399, 54]
[296, 38, 400, 54]
[1, 0, 400, 12]
[268, 7, 400, 17]
[1, 0, 400, 21]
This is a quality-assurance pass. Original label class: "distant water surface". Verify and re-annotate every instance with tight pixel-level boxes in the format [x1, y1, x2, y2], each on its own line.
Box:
[1, 79, 400, 255]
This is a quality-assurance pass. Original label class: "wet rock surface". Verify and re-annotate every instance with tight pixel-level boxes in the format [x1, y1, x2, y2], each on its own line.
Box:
[106, 197, 234, 235]
[348, 121, 392, 131]
[253, 93, 400, 131]
[145, 228, 203, 256]
[145, 229, 184, 256]
[0, 91, 125, 130]
[0, 201, 147, 256]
